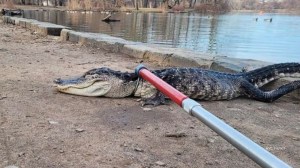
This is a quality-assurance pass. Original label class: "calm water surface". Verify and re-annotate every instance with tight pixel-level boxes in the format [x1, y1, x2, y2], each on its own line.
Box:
[23, 11, 300, 63]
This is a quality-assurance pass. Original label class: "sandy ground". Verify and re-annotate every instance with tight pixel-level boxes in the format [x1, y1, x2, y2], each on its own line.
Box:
[0, 20, 299, 168]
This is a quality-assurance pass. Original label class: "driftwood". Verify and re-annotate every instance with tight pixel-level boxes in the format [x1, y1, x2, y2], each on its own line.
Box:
[1, 9, 23, 16]
[102, 13, 120, 23]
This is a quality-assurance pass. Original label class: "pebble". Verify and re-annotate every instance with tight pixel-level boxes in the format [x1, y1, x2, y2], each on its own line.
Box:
[155, 161, 166, 166]
[207, 138, 215, 143]
[165, 132, 187, 138]
[143, 108, 152, 111]
[136, 126, 141, 129]
[75, 128, 85, 133]
[18, 152, 25, 157]
[134, 147, 144, 152]
[48, 120, 59, 125]
[176, 152, 182, 155]
[4, 166, 18, 168]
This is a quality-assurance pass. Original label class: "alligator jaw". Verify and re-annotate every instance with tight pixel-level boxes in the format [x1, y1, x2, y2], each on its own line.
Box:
[54, 77, 112, 96]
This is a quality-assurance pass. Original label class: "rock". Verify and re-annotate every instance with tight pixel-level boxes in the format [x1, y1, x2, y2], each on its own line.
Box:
[18, 152, 25, 157]
[155, 161, 166, 166]
[136, 126, 141, 129]
[48, 120, 59, 125]
[165, 132, 187, 138]
[134, 147, 144, 152]
[176, 152, 182, 155]
[4, 166, 19, 168]
[205, 160, 214, 165]
[75, 128, 85, 133]
[142, 107, 152, 111]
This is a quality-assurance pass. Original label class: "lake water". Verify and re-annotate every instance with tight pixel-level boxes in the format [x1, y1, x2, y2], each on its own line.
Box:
[23, 10, 300, 63]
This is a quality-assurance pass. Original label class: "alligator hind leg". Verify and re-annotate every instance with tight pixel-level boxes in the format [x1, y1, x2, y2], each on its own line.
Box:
[241, 80, 300, 102]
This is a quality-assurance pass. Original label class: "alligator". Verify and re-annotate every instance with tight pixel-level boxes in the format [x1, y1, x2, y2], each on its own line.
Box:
[54, 63, 300, 106]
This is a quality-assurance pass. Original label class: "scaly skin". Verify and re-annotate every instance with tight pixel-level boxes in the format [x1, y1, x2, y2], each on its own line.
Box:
[54, 63, 300, 106]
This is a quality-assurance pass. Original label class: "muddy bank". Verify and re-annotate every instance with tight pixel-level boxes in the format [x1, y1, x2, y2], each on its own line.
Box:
[0, 19, 299, 168]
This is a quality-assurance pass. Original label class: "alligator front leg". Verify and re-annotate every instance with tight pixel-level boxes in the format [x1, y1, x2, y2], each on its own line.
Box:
[241, 80, 300, 102]
[142, 92, 167, 106]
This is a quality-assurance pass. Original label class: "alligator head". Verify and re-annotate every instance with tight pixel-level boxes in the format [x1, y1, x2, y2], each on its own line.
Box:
[54, 67, 138, 97]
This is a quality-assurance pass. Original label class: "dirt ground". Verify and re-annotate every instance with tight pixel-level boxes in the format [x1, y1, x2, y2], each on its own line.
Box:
[0, 19, 299, 168]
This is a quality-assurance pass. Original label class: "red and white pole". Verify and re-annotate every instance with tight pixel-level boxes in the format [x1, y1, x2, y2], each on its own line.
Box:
[135, 65, 291, 168]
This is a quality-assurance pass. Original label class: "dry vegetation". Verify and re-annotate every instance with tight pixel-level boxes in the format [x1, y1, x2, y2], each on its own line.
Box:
[1, 0, 16, 9]
[1, 0, 299, 12]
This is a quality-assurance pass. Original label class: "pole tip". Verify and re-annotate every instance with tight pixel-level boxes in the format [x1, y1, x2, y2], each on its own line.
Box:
[135, 64, 147, 76]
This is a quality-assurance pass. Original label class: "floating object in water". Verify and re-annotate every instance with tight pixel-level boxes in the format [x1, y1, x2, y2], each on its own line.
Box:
[102, 13, 120, 23]
[264, 18, 272, 22]
[1, 8, 23, 16]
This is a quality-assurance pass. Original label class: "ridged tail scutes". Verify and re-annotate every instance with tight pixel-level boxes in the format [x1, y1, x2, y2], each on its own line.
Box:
[245, 63, 300, 87]
[241, 80, 300, 102]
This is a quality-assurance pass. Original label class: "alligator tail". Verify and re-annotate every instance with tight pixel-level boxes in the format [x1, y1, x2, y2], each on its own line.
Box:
[244, 63, 300, 87]
[241, 80, 300, 102]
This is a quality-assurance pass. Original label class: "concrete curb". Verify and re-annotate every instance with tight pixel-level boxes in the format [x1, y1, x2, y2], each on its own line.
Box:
[2, 16, 299, 99]
[2, 16, 70, 36]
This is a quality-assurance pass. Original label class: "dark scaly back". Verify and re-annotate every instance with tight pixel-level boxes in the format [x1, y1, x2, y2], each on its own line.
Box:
[85, 67, 138, 82]
[244, 63, 300, 86]
[150, 67, 243, 100]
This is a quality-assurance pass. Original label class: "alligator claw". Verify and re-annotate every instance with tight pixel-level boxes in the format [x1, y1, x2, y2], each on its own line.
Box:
[142, 92, 167, 106]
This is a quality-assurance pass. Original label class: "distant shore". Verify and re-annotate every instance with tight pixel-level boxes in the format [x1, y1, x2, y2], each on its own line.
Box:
[1, 4, 300, 15]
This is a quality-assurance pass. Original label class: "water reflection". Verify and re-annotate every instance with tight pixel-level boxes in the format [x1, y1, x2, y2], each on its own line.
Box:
[23, 10, 300, 63]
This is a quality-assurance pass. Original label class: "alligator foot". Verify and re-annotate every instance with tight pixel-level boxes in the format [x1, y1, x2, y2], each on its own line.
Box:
[142, 92, 167, 106]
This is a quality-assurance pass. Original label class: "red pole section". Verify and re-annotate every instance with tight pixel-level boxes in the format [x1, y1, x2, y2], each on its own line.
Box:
[136, 66, 188, 106]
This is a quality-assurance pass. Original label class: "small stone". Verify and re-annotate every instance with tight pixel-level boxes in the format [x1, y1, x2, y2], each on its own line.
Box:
[48, 120, 58, 125]
[176, 152, 182, 155]
[75, 128, 85, 133]
[207, 138, 215, 143]
[134, 147, 144, 152]
[165, 132, 186, 138]
[142, 108, 152, 111]
[59, 149, 64, 153]
[155, 161, 166, 166]
[136, 126, 141, 129]
[0, 96, 7, 100]
[205, 160, 214, 165]
[18, 152, 25, 157]
[4, 166, 19, 168]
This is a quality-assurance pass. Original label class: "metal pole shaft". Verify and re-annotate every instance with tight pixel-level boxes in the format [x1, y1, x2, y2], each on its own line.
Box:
[182, 99, 291, 168]
[135, 65, 291, 168]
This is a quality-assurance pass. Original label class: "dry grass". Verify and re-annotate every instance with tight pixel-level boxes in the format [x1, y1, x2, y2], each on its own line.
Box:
[83, 0, 93, 10]
[172, 4, 185, 12]
[66, 0, 82, 10]
[3, 0, 16, 9]
[66, 0, 115, 11]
